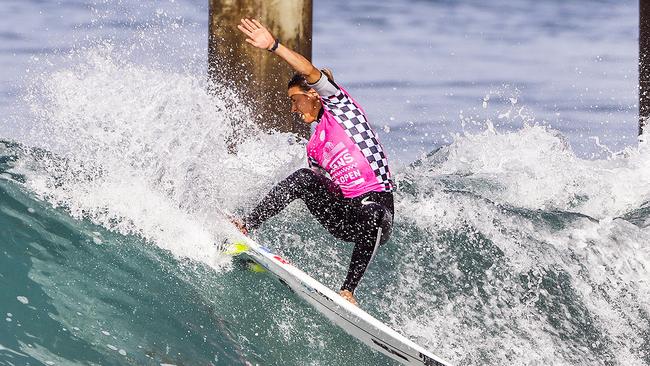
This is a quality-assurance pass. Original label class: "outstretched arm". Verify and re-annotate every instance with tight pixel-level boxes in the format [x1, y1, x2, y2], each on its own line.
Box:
[237, 18, 321, 83]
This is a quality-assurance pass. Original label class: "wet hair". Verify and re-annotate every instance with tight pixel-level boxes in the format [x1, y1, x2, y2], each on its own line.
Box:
[288, 69, 334, 91]
[288, 73, 310, 92]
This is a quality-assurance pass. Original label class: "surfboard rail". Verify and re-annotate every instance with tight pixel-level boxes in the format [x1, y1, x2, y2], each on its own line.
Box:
[230, 238, 452, 366]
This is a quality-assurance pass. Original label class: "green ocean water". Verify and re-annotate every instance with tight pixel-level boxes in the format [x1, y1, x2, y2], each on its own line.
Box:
[2, 128, 650, 366]
[0, 141, 401, 366]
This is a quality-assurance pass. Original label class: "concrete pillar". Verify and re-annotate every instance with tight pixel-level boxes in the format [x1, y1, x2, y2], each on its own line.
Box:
[209, 0, 312, 138]
[640, 0, 650, 135]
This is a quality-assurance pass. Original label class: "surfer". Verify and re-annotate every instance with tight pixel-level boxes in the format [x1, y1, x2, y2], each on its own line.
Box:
[234, 19, 394, 305]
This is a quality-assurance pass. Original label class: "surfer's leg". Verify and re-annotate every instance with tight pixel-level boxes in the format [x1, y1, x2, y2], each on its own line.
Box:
[243, 168, 341, 231]
[340, 203, 393, 294]
[258, 169, 352, 239]
[340, 236, 378, 294]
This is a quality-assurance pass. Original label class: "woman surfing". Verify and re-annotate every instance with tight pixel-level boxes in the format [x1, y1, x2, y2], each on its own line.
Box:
[233, 18, 394, 305]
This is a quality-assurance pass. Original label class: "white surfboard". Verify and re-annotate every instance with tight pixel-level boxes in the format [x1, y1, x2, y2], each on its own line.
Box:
[226, 238, 452, 366]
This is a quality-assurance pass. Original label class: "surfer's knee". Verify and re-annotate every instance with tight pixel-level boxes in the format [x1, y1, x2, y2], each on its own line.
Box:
[377, 208, 393, 246]
[359, 203, 393, 246]
[289, 168, 318, 189]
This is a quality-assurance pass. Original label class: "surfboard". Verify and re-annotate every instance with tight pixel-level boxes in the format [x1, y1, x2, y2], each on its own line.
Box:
[224, 238, 452, 366]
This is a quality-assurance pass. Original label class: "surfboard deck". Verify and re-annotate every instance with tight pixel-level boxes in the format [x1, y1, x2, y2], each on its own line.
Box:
[225, 238, 452, 366]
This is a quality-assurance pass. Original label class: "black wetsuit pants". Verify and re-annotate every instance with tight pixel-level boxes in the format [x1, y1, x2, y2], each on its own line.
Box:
[243, 168, 394, 294]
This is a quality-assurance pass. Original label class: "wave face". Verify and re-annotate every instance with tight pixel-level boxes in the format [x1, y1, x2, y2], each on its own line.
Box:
[0, 169, 249, 365]
[1, 46, 650, 366]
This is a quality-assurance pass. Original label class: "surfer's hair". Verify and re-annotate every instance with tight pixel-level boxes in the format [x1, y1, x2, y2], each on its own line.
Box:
[288, 73, 310, 92]
[288, 69, 334, 91]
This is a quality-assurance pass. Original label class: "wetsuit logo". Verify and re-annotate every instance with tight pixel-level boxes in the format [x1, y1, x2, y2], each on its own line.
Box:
[361, 197, 374, 205]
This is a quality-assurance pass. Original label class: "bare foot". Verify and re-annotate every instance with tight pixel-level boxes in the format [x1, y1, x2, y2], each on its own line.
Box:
[339, 290, 358, 306]
[230, 218, 249, 236]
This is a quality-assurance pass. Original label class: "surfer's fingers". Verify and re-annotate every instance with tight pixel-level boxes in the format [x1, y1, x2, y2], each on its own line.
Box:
[239, 18, 255, 33]
[252, 19, 265, 30]
[237, 24, 254, 38]
[243, 18, 258, 31]
[245, 38, 256, 46]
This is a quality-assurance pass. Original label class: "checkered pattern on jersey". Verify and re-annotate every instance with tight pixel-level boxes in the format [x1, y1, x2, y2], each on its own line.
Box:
[323, 90, 393, 191]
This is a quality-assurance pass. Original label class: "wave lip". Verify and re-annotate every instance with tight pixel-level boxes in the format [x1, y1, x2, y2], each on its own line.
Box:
[406, 124, 650, 220]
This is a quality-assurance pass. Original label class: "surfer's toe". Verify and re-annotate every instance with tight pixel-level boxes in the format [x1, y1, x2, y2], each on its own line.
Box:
[339, 290, 358, 306]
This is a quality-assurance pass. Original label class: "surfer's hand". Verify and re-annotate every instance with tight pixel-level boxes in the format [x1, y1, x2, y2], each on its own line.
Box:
[231, 218, 249, 236]
[339, 290, 358, 306]
[238, 18, 276, 50]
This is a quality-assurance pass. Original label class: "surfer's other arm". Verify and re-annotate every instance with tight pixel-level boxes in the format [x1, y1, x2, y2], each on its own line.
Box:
[237, 18, 321, 83]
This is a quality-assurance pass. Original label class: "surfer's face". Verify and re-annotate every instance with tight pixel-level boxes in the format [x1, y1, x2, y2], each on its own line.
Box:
[288, 86, 321, 123]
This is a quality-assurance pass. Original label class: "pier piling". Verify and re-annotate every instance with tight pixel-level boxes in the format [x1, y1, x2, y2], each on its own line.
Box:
[208, 0, 312, 138]
[640, 0, 650, 136]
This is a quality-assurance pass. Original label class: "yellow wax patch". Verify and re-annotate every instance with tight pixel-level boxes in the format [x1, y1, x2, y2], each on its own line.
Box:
[223, 241, 249, 256]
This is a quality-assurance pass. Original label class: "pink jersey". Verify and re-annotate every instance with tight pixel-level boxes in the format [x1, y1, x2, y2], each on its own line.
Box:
[306, 74, 393, 198]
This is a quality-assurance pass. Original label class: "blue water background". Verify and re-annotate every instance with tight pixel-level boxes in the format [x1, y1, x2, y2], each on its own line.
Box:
[0, 0, 639, 163]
